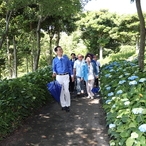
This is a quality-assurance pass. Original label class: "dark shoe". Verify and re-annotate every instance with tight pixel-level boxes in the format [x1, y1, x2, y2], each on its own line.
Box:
[62, 107, 66, 111]
[66, 106, 70, 112]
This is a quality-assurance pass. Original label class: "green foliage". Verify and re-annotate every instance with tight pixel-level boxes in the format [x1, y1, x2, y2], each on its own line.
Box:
[78, 10, 121, 54]
[0, 66, 53, 139]
[109, 45, 135, 61]
[117, 14, 139, 44]
[100, 45, 136, 65]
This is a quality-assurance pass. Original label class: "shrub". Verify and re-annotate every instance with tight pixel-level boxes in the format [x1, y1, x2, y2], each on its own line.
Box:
[0, 66, 53, 139]
[100, 60, 146, 146]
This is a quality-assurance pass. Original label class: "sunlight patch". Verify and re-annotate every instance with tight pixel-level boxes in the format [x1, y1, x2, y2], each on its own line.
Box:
[89, 99, 99, 104]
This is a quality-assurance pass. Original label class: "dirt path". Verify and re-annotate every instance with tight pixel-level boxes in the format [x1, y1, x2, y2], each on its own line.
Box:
[0, 94, 109, 146]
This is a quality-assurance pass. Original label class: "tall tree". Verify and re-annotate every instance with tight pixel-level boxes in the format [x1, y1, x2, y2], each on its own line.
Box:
[27, 0, 82, 70]
[79, 10, 120, 58]
[131, 0, 145, 71]
[0, 1, 12, 50]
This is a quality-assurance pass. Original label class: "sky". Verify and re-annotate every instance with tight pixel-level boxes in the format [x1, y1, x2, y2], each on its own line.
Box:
[84, 0, 146, 14]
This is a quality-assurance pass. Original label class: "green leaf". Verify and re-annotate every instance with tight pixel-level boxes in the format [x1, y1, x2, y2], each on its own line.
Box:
[140, 136, 146, 144]
[121, 116, 128, 123]
[120, 131, 130, 138]
[129, 122, 137, 128]
[126, 137, 134, 146]
[142, 109, 146, 114]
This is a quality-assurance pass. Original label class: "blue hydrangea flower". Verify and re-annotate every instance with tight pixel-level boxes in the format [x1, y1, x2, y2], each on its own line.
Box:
[138, 124, 146, 132]
[109, 69, 114, 72]
[109, 124, 116, 128]
[129, 80, 137, 85]
[119, 75, 123, 78]
[128, 75, 138, 80]
[112, 97, 117, 100]
[112, 104, 116, 108]
[108, 92, 114, 97]
[132, 108, 144, 114]
[125, 73, 130, 76]
[105, 100, 112, 104]
[119, 80, 126, 84]
[116, 90, 123, 94]
[105, 74, 111, 77]
[130, 63, 136, 66]
[124, 101, 130, 106]
[106, 86, 111, 90]
[139, 78, 146, 83]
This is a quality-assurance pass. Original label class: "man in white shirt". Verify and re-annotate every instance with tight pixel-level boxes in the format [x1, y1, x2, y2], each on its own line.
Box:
[73, 54, 84, 95]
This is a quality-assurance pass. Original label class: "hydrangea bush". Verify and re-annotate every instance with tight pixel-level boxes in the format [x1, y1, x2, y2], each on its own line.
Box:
[100, 60, 146, 146]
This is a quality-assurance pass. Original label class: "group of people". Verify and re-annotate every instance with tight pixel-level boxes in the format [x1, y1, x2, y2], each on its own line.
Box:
[52, 46, 100, 112]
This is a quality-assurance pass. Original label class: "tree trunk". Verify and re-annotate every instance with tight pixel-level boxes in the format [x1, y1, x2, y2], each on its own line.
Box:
[31, 34, 35, 72]
[48, 37, 53, 65]
[136, 0, 145, 71]
[6, 36, 12, 78]
[26, 56, 29, 73]
[99, 46, 103, 60]
[135, 35, 140, 55]
[33, 16, 42, 71]
[0, 11, 12, 50]
[56, 31, 60, 46]
[12, 36, 17, 78]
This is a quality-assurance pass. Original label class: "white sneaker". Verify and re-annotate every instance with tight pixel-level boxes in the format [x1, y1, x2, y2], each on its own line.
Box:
[87, 96, 90, 99]
[81, 90, 84, 94]
[90, 96, 94, 99]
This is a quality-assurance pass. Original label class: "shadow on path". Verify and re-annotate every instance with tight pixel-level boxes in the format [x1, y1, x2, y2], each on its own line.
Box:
[0, 94, 109, 146]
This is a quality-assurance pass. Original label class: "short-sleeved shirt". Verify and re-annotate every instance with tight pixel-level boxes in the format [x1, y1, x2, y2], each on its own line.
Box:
[73, 60, 83, 77]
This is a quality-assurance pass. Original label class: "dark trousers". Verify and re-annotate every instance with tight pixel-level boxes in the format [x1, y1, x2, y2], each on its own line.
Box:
[69, 76, 75, 92]
[95, 78, 99, 87]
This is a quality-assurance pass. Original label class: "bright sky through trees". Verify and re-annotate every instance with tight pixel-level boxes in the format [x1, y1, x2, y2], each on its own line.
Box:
[84, 0, 146, 14]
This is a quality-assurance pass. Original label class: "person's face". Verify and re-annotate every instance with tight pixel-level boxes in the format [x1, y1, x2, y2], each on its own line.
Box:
[88, 55, 92, 60]
[78, 55, 82, 61]
[93, 56, 97, 60]
[56, 47, 63, 56]
[71, 54, 75, 59]
[86, 57, 91, 63]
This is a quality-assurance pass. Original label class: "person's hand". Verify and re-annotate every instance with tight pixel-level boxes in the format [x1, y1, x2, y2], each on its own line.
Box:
[52, 73, 56, 77]
[71, 76, 74, 82]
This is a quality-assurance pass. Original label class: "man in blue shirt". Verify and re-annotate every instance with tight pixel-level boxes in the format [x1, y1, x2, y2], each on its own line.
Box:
[52, 46, 74, 112]
[69, 53, 77, 92]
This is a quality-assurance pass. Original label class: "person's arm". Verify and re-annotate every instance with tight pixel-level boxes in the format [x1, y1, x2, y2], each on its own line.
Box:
[52, 58, 56, 77]
[80, 65, 83, 80]
[73, 68, 76, 77]
[97, 61, 101, 69]
[67, 57, 74, 82]
[73, 61, 77, 77]
[92, 62, 98, 77]
[68, 59, 73, 75]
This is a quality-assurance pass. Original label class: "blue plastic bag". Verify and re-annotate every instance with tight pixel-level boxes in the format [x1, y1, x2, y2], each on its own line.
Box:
[91, 87, 100, 94]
